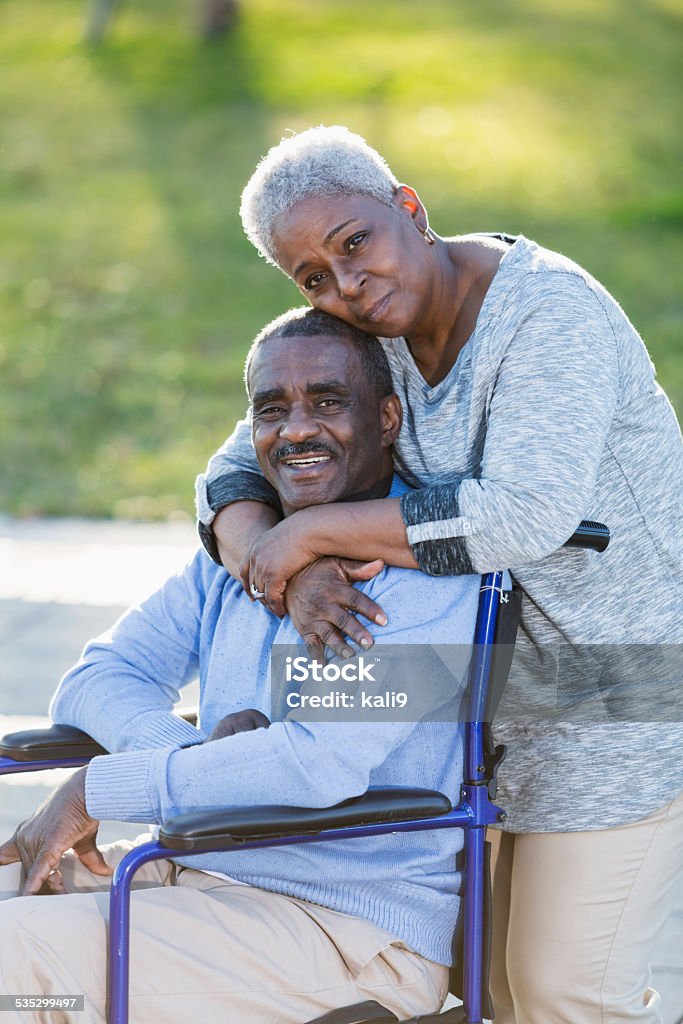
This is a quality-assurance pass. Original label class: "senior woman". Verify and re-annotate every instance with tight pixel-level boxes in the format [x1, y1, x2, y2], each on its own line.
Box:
[195, 127, 683, 1024]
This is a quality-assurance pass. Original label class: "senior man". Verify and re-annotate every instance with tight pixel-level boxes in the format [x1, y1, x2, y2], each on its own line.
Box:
[0, 308, 480, 1024]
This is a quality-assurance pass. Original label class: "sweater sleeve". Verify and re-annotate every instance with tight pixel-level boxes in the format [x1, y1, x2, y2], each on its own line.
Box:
[84, 569, 480, 822]
[49, 551, 214, 753]
[400, 274, 621, 574]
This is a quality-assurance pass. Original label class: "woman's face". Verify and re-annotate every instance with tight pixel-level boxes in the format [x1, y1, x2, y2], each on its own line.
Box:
[271, 190, 436, 339]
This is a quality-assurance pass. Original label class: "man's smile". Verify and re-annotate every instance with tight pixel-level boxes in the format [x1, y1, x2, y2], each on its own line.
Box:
[281, 455, 332, 467]
[273, 442, 339, 477]
[282, 456, 335, 471]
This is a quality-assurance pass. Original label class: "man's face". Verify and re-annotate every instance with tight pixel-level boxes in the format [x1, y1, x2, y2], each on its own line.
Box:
[249, 333, 399, 516]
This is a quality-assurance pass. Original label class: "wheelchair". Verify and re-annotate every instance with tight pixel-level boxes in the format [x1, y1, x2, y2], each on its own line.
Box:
[0, 522, 609, 1024]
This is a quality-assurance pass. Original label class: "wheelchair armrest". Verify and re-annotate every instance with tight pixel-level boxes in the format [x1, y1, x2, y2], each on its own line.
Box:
[159, 787, 452, 851]
[0, 709, 199, 763]
[0, 724, 107, 761]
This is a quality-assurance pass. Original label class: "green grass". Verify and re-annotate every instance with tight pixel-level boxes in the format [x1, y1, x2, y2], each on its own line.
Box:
[1, 0, 682, 518]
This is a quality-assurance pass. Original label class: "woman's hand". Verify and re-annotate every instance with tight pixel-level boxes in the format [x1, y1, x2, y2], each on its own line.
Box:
[239, 515, 318, 616]
[284, 557, 387, 663]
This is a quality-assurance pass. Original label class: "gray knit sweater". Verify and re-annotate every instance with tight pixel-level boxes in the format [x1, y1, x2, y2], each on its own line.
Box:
[196, 236, 683, 831]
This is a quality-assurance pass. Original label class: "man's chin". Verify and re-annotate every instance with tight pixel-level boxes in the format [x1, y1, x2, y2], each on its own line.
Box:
[280, 482, 345, 514]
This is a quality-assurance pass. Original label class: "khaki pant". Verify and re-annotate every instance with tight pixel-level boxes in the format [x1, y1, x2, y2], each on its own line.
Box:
[0, 835, 448, 1024]
[489, 790, 683, 1024]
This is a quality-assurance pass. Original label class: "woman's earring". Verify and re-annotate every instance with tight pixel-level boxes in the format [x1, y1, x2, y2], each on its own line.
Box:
[424, 226, 436, 245]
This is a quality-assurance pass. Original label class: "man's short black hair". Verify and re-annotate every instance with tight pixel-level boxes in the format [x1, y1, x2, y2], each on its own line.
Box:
[245, 307, 394, 400]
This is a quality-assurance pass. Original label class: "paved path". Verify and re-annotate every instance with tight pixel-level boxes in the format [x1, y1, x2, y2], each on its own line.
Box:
[0, 517, 681, 1021]
[0, 516, 199, 846]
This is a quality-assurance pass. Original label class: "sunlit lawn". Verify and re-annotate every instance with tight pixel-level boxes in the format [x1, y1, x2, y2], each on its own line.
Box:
[1, 0, 681, 517]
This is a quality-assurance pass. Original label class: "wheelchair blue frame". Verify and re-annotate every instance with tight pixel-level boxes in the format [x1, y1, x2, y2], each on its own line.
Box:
[1, 518, 610, 1024]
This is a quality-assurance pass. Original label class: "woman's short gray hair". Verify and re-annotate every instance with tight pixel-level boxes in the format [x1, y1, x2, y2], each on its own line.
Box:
[240, 126, 399, 266]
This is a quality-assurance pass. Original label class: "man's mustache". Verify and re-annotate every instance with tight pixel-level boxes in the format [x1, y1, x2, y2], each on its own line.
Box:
[272, 441, 339, 466]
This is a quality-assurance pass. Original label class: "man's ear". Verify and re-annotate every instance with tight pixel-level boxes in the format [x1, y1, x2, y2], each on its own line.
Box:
[392, 184, 429, 235]
[380, 394, 403, 447]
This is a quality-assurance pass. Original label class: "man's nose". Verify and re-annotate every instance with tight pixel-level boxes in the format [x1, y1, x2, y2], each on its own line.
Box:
[279, 406, 321, 441]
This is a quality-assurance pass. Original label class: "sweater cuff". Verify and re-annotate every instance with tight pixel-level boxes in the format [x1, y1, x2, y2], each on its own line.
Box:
[207, 470, 282, 516]
[196, 471, 283, 566]
[195, 472, 215, 526]
[132, 713, 204, 751]
[85, 749, 167, 822]
[401, 484, 476, 575]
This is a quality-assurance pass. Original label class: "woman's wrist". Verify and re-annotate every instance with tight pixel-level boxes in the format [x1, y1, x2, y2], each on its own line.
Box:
[214, 501, 280, 578]
[286, 504, 342, 560]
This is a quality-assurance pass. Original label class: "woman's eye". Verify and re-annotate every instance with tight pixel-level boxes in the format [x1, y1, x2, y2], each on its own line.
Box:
[347, 232, 366, 253]
[304, 272, 326, 291]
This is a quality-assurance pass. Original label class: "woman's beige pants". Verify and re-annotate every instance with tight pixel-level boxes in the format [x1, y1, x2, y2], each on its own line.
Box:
[489, 791, 683, 1024]
[0, 835, 447, 1024]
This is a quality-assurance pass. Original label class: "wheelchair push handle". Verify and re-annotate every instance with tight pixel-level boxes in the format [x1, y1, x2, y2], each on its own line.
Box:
[565, 520, 610, 552]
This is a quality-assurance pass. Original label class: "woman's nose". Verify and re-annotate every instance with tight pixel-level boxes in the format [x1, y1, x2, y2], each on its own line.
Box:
[336, 268, 366, 301]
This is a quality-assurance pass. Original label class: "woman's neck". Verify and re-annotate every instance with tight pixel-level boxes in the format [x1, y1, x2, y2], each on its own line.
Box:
[406, 237, 507, 386]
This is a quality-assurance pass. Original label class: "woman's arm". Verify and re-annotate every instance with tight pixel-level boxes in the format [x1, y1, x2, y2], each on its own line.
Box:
[196, 411, 282, 565]
[212, 501, 280, 578]
[241, 498, 419, 615]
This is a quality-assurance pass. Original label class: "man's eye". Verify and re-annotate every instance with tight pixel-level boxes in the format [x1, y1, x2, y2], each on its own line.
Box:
[257, 405, 284, 417]
[347, 232, 366, 253]
[304, 272, 326, 291]
[318, 398, 341, 408]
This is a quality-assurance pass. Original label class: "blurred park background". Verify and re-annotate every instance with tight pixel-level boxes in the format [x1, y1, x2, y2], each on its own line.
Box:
[1, 0, 682, 521]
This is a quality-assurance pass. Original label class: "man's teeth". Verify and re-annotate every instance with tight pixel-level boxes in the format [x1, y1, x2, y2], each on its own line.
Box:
[285, 456, 329, 465]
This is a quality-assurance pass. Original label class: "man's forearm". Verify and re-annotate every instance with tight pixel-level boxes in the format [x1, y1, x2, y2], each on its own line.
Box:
[214, 501, 281, 577]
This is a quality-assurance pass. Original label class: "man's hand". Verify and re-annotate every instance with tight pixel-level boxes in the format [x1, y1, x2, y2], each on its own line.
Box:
[284, 557, 387, 663]
[207, 708, 270, 741]
[239, 515, 317, 616]
[0, 767, 111, 896]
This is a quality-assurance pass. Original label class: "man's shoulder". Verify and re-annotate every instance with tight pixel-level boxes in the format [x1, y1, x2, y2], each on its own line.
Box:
[361, 563, 480, 603]
[358, 565, 481, 645]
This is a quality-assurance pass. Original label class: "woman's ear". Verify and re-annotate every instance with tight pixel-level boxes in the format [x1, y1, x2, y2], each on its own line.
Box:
[392, 184, 429, 234]
[380, 394, 403, 446]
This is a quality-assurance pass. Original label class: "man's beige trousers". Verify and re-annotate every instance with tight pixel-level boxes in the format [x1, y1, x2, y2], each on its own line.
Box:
[0, 835, 447, 1024]
[489, 790, 683, 1024]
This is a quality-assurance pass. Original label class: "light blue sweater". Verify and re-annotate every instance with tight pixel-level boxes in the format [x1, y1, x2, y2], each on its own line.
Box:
[50, 479, 481, 965]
